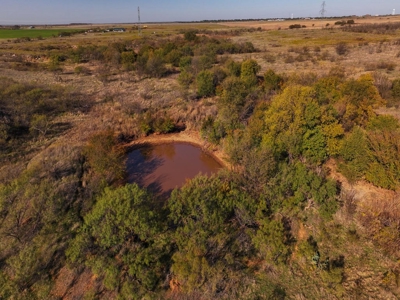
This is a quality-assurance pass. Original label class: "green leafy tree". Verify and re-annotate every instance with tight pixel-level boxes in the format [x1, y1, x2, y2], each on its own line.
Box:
[313, 76, 342, 105]
[184, 30, 198, 41]
[225, 59, 241, 77]
[83, 130, 125, 184]
[179, 56, 192, 70]
[165, 49, 183, 67]
[262, 85, 316, 160]
[240, 59, 261, 88]
[252, 218, 292, 264]
[67, 184, 169, 297]
[121, 51, 137, 70]
[168, 175, 256, 295]
[264, 69, 283, 93]
[196, 70, 215, 97]
[366, 128, 400, 189]
[340, 74, 384, 130]
[29, 114, 50, 137]
[146, 53, 166, 78]
[339, 127, 372, 183]
[178, 70, 194, 89]
[302, 127, 327, 165]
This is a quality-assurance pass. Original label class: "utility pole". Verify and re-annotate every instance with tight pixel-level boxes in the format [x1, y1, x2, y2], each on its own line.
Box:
[138, 6, 142, 36]
[320, 1, 326, 28]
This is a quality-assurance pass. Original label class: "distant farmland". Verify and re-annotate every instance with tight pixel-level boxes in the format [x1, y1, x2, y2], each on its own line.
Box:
[0, 29, 83, 39]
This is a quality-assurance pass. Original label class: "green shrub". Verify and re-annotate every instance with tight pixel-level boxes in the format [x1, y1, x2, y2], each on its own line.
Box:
[264, 69, 283, 92]
[339, 127, 371, 183]
[240, 59, 261, 88]
[196, 70, 215, 97]
[225, 59, 241, 77]
[121, 51, 137, 70]
[289, 24, 302, 29]
[335, 42, 349, 55]
[200, 116, 226, 144]
[74, 65, 90, 75]
[83, 130, 125, 183]
[67, 184, 168, 296]
[152, 115, 175, 134]
[391, 78, 400, 105]
[184, 30, 198, 41]
[179, 56, 192, 70]
[178, 70, 194, 89]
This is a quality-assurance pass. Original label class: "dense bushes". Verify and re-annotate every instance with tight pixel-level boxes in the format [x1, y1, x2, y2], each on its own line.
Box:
[67, 184, 170, 298]
[67, 35, 257, 81]
[196, 70, 216, 97]
[342, 21, 400, 34]
[83, 130, 125, 185]
[0, 144, 85, 299]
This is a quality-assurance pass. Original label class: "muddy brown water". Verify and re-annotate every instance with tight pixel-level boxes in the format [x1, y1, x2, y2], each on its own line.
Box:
[126, 143, 222, 198]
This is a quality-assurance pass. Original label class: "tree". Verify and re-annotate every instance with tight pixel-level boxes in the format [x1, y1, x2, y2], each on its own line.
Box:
[262, 85, 316, 159]
[240, 59, 260, 88]
[225, 59, 241, 77]
[178, 70, 194, 89]
[121, 51, 137, 70]
[83, 130, 125, 184]
[168, 175, 256, 295]
[252, 218, 292, 264]
[339, 127, 371, 183]
[391, 78, 400, 105]
[196, 70, 215, 97]
[184, 30, 198, 42]
[264, 69, 283, 93]
[335, 42, 349, 55]
[179, 56, 192, 71]
[146, 53, 166, 78]
[67, 184, 169, 296]
[29, 114, 50, 138]
[302, 127, 327, 165]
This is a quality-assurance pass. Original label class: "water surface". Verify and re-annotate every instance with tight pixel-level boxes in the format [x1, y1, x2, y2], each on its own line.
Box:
[126, 143, 222, 197]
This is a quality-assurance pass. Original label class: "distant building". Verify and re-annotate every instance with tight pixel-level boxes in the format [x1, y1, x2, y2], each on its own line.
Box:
[112, 28, 126, 32]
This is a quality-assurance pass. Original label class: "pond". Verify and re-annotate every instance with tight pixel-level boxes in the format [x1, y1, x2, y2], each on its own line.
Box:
[126, 142, 222, 198]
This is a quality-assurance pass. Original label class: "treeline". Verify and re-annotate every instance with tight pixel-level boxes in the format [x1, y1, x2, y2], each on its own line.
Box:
[64, 170, 337, 299]
[342, 21, 400, 34]
[65, 31, 257, 79]
[198, 59, 400, 189]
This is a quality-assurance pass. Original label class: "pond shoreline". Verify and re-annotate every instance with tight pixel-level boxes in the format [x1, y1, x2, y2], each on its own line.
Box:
[125, 131, 232, 170]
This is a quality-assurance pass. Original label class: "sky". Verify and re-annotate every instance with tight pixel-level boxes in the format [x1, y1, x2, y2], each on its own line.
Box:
[0, 0, 398, 25]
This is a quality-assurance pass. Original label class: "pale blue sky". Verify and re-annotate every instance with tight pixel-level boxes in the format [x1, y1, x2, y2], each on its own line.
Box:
[0, 0, 398, 24]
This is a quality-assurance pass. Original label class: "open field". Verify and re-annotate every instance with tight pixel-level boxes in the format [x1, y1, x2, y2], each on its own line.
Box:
[221, 15, 400, 30]
[0, 28, 84, 39]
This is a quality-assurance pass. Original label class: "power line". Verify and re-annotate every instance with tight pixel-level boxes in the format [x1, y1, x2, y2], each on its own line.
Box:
[320, 1, 326, 18]
[138, 6, 142, 36]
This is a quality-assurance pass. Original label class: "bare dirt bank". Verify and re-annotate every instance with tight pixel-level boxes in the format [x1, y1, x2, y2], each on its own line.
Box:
[125, 130, 232, 169]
